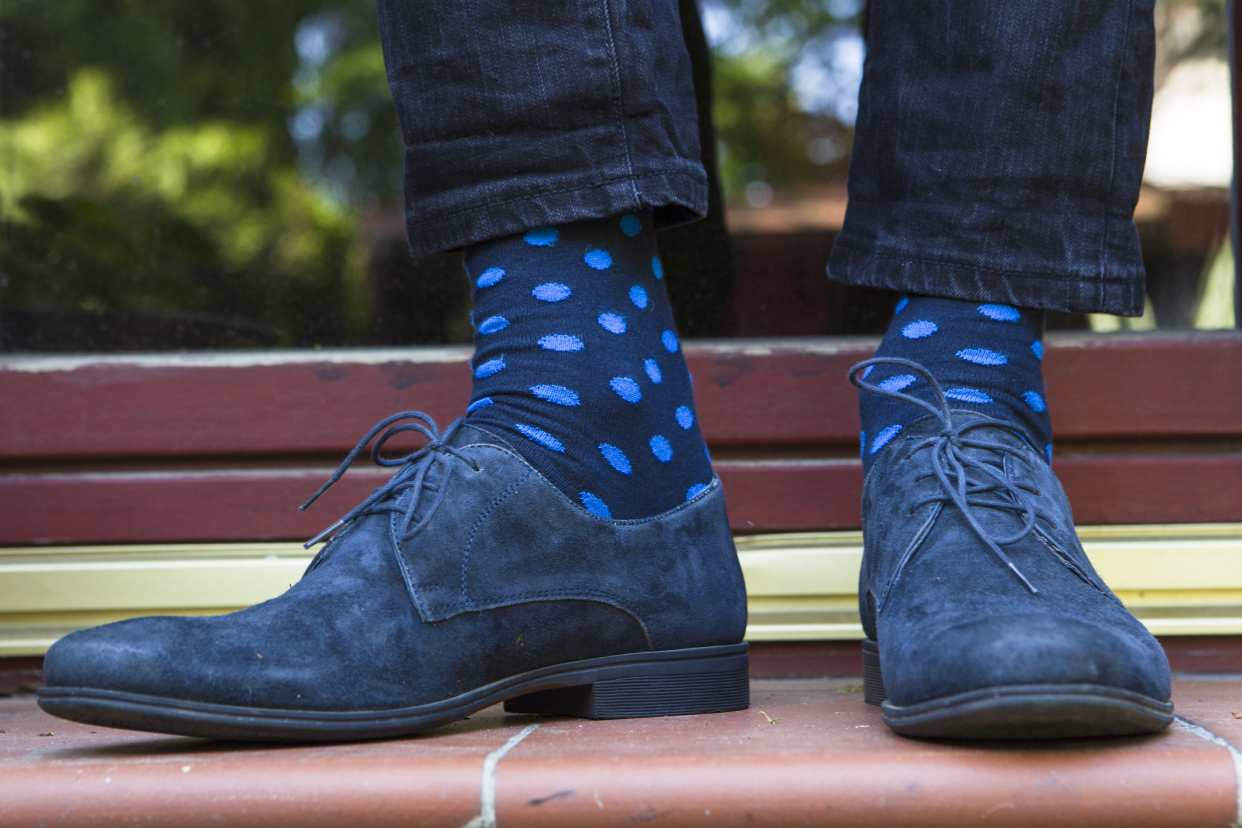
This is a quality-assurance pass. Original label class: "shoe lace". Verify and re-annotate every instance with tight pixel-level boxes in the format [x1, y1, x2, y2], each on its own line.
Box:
[850, 357, 1041, 594]
[299, 412, 478, 549]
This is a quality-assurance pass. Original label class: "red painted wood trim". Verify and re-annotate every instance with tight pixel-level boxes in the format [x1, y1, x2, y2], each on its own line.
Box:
[0, 469, 389, 546]
[4, 454, 1239, 545]
[715, 460, 863, 532]
[3, 333, 1240, 460]
[1042, 333, 1242, 439]
[0, 353, 475, 460]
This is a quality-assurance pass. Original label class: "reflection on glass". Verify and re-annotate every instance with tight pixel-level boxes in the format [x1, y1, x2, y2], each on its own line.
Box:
[0, 0, 1234, 353]
[713, 0, 1235, 336]
[0, 1, 416, 352]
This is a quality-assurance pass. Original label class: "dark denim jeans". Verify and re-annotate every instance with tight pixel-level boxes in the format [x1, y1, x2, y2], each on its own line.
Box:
[376, 0, 707, 258]
[378, 0, 1155, 316]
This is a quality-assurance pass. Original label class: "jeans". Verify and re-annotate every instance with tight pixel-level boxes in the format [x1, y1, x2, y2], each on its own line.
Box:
[377, 0, 1156, 316]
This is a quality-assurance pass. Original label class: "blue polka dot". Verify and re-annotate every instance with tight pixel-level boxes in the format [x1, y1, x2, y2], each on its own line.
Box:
[524, 227, 558, 246]
[466, 397, 494, 413]
[675, 406, 694, 429]
[629, 285, 649, 308]
[870, 425, 903, 454]
[580, 492, 612, 518]
[650, 435, 673, 462]
[861, 365, 875, 380]
[662, 330, 679, 353]
[978, 304, 1021, 322]
[474, 357, 505, 378]
[879, 375, 916, 393]
[1045, 444, 1054, 463]
[902, 320, 938, 339]
[531, 384, 580, 406]
[599, 443, 632, 474]
[610, 376, 642, 403]
[644, 359, 662, 384]
[533, 283, 572, 302]
[1031, 340, 1044, 360]
[945, 388, 993, 404]
[894, 296, 909, 314]
[477, 267, 505, 288]
[619, 215, 642, 237]
[859, 431, 866, 459]
[686, 483, 709, 500]
[585, 249, 612, 270]
[1023, 391, 1046, 412]
[539, 334, 584, 351]
[478, 316, 509, 335]
[957, 348, 1007, 366]
[515, 423, 565, 453]
[652, 256, 663, 279]
[598, 313, 627, 334]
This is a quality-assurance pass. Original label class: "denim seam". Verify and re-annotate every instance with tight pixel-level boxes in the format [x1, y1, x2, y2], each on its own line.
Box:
[832, 239, 1141, 284]
[405, 170, 707, 230]
[597, 0, 641, 206]
[1101, 0, 1138, 304]
[461, 469, 533, 603]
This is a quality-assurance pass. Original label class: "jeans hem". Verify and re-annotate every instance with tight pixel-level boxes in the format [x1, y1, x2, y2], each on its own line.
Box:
[828, 240, 1145, 316]
[404, 171, 708, 257]
[826, 198, 1146, 316]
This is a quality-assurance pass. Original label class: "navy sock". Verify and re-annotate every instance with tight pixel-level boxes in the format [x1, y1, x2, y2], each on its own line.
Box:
[860, 295, 1052, 473]
[463, 212, 714, 520]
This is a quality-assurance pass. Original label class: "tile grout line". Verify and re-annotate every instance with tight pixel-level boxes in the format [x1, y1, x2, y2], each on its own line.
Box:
[462, 723, 541, 828]
[1176, 715, 1242, 828]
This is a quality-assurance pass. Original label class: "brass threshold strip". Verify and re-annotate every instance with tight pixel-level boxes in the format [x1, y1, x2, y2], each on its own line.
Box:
[1, 524, 1241, 656]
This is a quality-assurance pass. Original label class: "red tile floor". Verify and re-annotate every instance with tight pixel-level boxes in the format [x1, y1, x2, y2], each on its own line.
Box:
[3, 677, 1241, 828]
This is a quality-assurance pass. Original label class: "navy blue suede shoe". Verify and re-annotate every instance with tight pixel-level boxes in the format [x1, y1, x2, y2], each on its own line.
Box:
[38, 414, 749, 742]
[851, 358, 1173, 739]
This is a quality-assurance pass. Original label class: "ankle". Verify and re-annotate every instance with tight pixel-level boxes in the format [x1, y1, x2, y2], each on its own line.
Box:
[859, 295, 1051, 471]
[461, 213, 713, 519]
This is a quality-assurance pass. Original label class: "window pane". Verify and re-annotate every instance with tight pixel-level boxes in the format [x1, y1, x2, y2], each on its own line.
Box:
[1, 0, 1233, 353]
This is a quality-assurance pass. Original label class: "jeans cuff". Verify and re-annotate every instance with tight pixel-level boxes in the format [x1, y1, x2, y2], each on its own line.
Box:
[403, 171, 708, 257]
[826, 200, 1146, 316]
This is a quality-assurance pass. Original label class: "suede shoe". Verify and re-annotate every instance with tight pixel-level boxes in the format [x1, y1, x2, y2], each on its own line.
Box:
[851, 359, 1173, 739]
[38, 413, 749, 742]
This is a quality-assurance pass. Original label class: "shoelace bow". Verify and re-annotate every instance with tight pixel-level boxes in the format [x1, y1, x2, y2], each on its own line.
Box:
[300, 412, 478, 549]
[850, 357, 1042, 594]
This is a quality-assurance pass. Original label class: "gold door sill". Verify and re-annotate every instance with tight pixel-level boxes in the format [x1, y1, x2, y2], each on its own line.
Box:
[2, 524, 1241, 655]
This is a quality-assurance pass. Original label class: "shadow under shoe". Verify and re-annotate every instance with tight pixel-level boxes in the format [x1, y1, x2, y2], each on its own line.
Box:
[852, 359, 1173, 740]
[39, 416, 749, 742]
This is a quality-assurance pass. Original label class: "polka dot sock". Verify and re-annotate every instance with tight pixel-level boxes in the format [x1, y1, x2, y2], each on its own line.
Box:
[860, 295, 1052, 474]
[463, 212, 714, 520]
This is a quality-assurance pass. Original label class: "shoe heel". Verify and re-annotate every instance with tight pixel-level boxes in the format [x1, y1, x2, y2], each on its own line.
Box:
[862, 639, 887, 706]
[504, 650, 750, 720]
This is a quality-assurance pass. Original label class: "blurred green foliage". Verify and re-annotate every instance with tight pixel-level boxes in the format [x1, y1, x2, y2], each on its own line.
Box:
[0, 0, 392, 349]
[703, 0, 863, 200]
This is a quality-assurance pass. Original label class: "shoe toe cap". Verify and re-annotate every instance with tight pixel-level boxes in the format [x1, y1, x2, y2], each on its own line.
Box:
[43, 616, 197, 696]
[882, 613, 1171, 707]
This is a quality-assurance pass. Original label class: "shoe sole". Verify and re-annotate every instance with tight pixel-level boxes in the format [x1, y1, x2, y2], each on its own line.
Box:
[37, 644, 749, 743]
[863, 639, 1173, 739]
